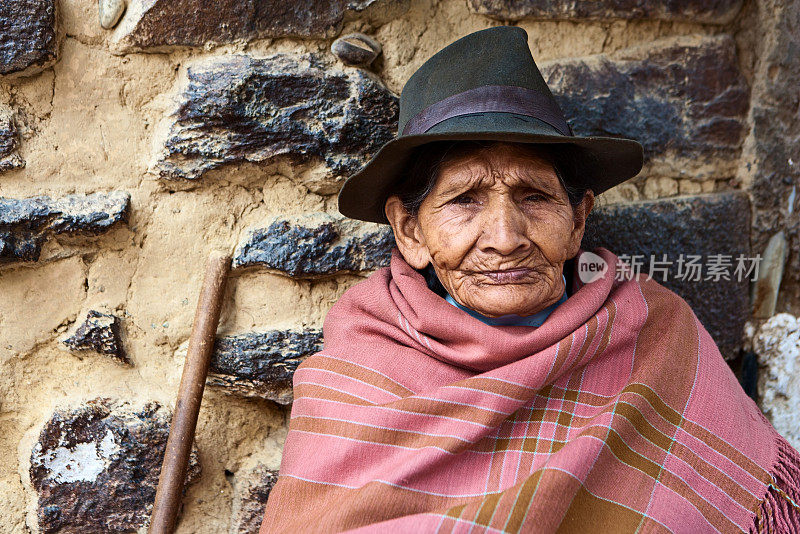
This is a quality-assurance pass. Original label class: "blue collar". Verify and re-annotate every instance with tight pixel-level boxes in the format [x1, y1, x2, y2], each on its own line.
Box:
[444, 274, 568, 327]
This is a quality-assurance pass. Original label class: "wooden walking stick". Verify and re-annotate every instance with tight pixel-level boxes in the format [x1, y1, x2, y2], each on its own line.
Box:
[149, 251, 232, 534]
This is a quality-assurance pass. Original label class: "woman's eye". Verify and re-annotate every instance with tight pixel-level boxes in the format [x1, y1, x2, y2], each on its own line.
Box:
[452, 194, 475, 205]
[524, 193, 547, 202]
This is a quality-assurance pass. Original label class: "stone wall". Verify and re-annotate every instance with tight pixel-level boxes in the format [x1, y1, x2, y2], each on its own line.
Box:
[0, 0, 797, 532]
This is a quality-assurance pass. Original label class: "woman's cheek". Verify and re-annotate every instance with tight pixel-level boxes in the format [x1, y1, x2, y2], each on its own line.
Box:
[428, 239, 464, 271]
[424, 222, 472, 267]
[529, 212, 574, 260]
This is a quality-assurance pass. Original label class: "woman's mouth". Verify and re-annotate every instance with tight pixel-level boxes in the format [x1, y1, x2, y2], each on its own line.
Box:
[480, 268, 536, 283]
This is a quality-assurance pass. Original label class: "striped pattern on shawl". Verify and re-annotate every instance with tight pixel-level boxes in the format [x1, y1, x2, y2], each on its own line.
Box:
[261, 248, 800, 533]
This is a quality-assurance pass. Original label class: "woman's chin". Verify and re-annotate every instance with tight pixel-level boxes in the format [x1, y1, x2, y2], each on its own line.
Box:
[461, 290, 553, 318]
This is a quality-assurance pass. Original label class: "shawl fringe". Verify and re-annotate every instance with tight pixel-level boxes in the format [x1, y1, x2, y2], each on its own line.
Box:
[752, 433, 800, 533]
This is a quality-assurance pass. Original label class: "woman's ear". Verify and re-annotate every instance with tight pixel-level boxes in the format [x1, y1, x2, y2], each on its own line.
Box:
[384, 195, 431, 270]
[567, 190, 595, 256]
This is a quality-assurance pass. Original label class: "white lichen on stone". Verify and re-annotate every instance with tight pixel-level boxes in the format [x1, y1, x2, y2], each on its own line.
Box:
[38, 430, 120, 484]
[754, 313, 800, 450]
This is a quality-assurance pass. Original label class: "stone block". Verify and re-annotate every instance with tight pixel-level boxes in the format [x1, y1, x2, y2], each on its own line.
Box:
[754, 313, 800, 450]
[99, 0, 126, 30]
[111, 0, 409, 52]
[154, 54, 398, 194]
[332, 32, 383, 67]
[234, 213, 394, 276]
[29, 399, 200, 534]
[0, 192, 130, 264]
[0, 110, 24, 172]
[469, 0, 742, 24]
[209, 329, 323, 404]
[746, 0, 800, 312]
[0, 230, 40, 263]
[582, 191, 751, 360]
[230, 464, 279, 534]
[0, 0, 58, 76]
[542, 35, 749, 180]
[752, 231, 788, 319]
[63, 310, 130, 366]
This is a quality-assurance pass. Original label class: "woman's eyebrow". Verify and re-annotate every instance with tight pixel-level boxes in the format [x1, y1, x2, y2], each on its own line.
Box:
[435, 170, 489, 196]
[509, 167, 561, 191]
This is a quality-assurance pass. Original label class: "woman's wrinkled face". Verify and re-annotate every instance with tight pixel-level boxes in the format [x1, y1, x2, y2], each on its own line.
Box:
[385, 143, 594, 318]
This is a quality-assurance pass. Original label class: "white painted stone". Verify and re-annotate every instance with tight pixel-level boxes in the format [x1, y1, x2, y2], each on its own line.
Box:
[38, 430, 120, 484]
[754, 313, 800, 450]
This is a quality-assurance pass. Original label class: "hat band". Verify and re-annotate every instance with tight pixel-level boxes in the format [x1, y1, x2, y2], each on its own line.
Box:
[402, 84, 572, 137]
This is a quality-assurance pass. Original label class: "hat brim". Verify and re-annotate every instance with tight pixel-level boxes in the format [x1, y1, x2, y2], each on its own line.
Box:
[338, 113, 644, 224]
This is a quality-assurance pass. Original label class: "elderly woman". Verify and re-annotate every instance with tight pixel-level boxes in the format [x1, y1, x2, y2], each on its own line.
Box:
[261, 27, 800, 532]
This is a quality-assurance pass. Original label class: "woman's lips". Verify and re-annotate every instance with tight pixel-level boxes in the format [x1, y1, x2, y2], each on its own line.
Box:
[481, 268, 535, 283]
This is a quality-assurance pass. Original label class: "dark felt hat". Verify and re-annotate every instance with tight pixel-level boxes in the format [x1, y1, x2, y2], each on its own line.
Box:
[337, 25, 644, 224]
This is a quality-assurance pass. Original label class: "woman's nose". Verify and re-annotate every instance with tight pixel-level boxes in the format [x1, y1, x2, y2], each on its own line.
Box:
[477, 199, 531, 256]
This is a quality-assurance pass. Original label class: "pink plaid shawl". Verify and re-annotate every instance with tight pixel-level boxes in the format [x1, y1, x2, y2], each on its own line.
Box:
[261, 248, 800, 533]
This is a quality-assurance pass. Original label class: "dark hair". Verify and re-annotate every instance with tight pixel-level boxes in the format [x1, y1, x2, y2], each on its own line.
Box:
[392, 140, 591, 216]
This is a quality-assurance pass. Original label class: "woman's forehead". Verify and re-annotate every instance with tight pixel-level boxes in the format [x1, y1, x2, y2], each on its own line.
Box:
[435, 144, 561, 187]
[442, 141, 555, 164]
